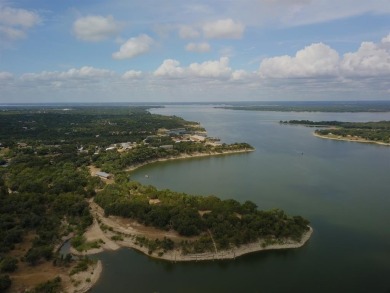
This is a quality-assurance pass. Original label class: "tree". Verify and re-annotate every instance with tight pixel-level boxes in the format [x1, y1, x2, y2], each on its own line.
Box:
[0, 257, 18, 273]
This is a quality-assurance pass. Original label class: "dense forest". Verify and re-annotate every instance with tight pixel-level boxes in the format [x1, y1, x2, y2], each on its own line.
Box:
[0, 106, 194, 147]
[0, 106, 257, 291]
[282, 120, 390, 144]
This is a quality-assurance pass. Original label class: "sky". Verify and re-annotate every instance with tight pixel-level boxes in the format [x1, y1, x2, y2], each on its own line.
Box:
[1, 0, 390, 103]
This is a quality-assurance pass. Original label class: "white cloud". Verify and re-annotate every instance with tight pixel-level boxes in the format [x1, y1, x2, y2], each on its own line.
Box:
[21, 66, 114, 81]
[73, 15, 121, 42]
[252, 34, 390, 100]
[112, 34, 154, 60]
[232, 70, 250, 81]
[189, 57, 232, 78]
[341, 41, 390, 77]
[154, 59, 185, 78]
[179, 25, 200, 39]
[63, 66, 114, 78]
[0, 6, 41, 28]
[259, 43, 340, 78]
[202, 19, 245, 39]
[186, 42, 211, 53]
[382, 34, 390, 44]
[122, 70, 142, 79]
[259, 34, 390, 79]
[153, 57, 254, 83]
[0, 5, 40, 41]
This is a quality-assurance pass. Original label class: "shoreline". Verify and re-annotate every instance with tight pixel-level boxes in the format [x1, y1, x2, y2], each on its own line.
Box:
[117, 226, 313, 262]
[63, 260, 103, 293]
[78, 200, 313, 262]
[313, 132, 390, 146]
[125, 148, 255, 173]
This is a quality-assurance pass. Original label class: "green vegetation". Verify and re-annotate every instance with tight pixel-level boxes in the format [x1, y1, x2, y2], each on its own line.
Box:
[93, 141, 252, 174]
[135, 236, 174, 255]
[70, 257, 96, 276]
[282, 120, 390, 144]
[71, 236, 101, 252]
[0, 106, 255, 288]
[31, 276, 62, 293]
[95, 181, 310, 254]
[0, 106, 191, 147]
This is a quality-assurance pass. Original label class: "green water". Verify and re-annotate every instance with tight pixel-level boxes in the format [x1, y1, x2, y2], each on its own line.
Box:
[91, 106, 390, 293]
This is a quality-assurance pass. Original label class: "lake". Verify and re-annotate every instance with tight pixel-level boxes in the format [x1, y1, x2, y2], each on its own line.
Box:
[91, 105, 390, 293]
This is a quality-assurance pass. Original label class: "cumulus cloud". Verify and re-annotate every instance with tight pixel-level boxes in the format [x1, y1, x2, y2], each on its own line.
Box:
[154, 59, 185, 78]
[112, 34, 154, 60]
[153, 57, 254, 82]
[186, 42, 211, 53]
[122, 70, 142, 79]
[341, 40, 390, 77]
[259, 34, 390, 79]
[202, 19, 245, 39]
[232, 70, 250, 81]
[259, 43, 340, 78]
[0, 5, 41, 40]
[189, 57, 232, 78]
[73, 15, 121, 42]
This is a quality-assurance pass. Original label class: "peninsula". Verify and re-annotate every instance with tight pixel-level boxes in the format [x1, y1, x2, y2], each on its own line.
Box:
[0, 106, 310, 292]
[282, 120, 390, 146]
[76, 180, 311, 262]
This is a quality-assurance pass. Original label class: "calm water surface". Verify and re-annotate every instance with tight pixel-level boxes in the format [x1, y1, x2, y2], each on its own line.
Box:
[92, 106, 390, 293]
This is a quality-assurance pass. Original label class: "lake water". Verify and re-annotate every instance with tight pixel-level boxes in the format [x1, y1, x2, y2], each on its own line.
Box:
[91, 106, 390, 293]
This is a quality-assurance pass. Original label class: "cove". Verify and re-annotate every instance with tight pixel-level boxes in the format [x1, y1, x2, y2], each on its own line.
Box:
[91, 105, 390, 293]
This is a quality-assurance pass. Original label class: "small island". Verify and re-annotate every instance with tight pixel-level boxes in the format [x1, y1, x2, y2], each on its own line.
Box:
[281, 120, 390, 145]
[0, 106, 311, 292]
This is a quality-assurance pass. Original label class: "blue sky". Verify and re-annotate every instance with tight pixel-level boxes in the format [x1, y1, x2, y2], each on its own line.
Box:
[1, 0, 390, 103]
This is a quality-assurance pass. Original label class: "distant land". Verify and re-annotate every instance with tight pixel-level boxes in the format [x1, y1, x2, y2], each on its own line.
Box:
[2, 101, 390, 113]
[215, 101, 390, 112]
[282, 120, 390, 145]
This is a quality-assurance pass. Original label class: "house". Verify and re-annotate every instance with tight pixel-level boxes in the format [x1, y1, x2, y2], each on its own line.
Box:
[159, 145, 174, 150]
[119, 142, 134, 150]
[96, 171, 112, 179]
